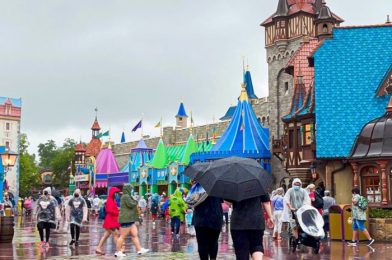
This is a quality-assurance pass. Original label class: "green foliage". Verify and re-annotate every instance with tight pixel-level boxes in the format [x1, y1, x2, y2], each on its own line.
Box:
[19, 134, 40, 198]
[369, 208, 392, 219]
[38, 140, 58, 168]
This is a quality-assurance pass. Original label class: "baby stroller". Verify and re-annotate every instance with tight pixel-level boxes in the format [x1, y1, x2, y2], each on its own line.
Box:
[289, 205, 324, 254]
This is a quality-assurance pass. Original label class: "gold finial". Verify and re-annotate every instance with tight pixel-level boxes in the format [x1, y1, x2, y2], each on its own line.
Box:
[239, 83, 249, 102]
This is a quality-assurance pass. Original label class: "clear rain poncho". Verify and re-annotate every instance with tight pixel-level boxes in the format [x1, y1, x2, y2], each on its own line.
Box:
[282, 180, 311, 222]
[296, 205, 325, 238]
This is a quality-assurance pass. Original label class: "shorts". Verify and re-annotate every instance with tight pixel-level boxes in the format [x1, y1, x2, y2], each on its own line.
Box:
[120, 222, 135, 228]
[352, 219, 366, 232]
[231, 229, 264, 259]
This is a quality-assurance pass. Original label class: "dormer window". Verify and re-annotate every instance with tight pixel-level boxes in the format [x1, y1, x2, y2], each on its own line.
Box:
[322, 24, 328, 33]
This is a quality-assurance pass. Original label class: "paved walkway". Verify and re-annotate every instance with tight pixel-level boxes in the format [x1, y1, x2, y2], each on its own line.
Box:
[0, 215, 388, 259]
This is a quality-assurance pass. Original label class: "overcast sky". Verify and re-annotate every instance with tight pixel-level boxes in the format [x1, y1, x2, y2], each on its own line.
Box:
[1, 0, 390, 155]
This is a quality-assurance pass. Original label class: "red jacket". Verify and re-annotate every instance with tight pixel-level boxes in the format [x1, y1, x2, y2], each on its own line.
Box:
[103, 187, 120, 229]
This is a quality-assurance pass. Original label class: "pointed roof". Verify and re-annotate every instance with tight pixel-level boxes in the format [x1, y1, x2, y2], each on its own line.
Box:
[220, 105, 237, 121]
[243, 68, 258, 99]
[181, 135, 198, 165]
[121, 132, 126, 143]
[210, 84, 270, 158]
[91, 117, 101, 130]
[274, 0, 289, 17]
[85, 138, 102, 157]
[176, 102, 188, 117]
[134, 139, 148, 150]
[317, 1, 333, 20]
[96, 148, 120, 174]
[149, 139, 168, 169]
[75, 142, 86, 152]
[129, 139, 154, 172]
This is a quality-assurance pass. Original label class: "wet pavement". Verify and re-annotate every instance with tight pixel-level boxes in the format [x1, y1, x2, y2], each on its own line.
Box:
[0, 214, 390, 259]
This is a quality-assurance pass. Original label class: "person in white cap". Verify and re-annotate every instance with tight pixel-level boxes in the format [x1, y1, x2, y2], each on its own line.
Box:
[65, 189, 88, 247]
[283, 178, 311, 239]
[34, 187, 61, 250]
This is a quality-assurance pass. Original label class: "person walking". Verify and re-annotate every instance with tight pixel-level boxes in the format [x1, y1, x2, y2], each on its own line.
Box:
[306, 184, 324, 215]
[34, 187, 61, 250]
[150, 193, 160, 225]
[169, 189, 187, 238]
[322, 190, 336, 237]
[65, 189, 88, 247]
[271, 187, 284, 240]
[96, 187, 121, 255]
[221, 201, 230, 226]
[92, 195, 100, 216]
[193, 196, 223, 260]
[114, 184, 149, 257]
[283, 178, 311, 240]
[230, 194, 274, 260]
[347, 188, 375, 247]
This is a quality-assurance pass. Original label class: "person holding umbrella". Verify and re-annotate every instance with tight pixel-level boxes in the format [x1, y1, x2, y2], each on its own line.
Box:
[193, 157, 274, 260]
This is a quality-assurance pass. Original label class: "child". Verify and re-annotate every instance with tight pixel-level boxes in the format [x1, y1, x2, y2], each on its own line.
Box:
[185, 208, 195, 236]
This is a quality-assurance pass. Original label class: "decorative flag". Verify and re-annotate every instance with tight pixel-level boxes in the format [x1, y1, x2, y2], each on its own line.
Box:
[212, 127, 217, 144]
[154, 121, 161, 128]
[96, 130, 109, 139]
[121, 132, 126, 143]
[132, 120, 142, 132]
[190, 112, 194, 125]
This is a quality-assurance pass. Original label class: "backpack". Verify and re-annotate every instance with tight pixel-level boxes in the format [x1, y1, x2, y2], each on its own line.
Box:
[313, 191, 324, 209]
[151, 202, 159, 214]
[357, 196, 368, 211]
[98, 203, 106, 220]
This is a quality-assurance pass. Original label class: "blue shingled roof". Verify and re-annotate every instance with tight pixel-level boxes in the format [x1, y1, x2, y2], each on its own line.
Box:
[176, 102, 188, 117]
[244, 70, 258, 99]
[0, 97, 22, 107]
[314, 25, 392, 158]
[220, 105, 237, 121]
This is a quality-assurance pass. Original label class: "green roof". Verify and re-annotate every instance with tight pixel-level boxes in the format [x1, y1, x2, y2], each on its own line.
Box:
[181, 135, 198, 165]
[149, 139, 168, 169]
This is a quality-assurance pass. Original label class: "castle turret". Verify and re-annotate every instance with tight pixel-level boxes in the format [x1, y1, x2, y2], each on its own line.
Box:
[175, 102, 188, 129]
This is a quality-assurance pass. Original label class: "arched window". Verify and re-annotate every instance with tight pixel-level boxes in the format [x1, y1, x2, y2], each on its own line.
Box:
[322, 24, 328, 33]
[267, 116, 270, 125]
[262, 117, 266, 126]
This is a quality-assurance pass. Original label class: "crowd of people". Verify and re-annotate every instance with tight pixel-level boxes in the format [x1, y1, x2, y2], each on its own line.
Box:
[0, 176, 376, 259]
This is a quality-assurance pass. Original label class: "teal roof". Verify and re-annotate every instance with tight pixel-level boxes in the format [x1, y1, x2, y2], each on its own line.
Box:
[314, 25, 392, 158]
[220, 105, 237, 121]
[176, 102, 188, 117]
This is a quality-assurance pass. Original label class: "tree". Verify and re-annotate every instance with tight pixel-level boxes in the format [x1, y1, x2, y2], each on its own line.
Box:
[50, 138, 77, 189]
[19, 134, 40, 198]
[38, 140, 58, 169]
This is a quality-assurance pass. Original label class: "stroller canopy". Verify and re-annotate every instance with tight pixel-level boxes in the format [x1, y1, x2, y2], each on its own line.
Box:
[297, 205, 325, 238]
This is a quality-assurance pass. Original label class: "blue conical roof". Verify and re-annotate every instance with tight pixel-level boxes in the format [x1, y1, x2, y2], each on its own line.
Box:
[211, 84, 270, 157]
[176, 102, 188, 117]
[129, 139, 153, 171]
[244, 69, 258, 99]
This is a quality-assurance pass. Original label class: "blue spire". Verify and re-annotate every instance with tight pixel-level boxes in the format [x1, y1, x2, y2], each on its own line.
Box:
[243, 69, 258, 99]
[211, 84, 270, 157]
[176, 102, 188, 117]
[121, 132, 126, 143]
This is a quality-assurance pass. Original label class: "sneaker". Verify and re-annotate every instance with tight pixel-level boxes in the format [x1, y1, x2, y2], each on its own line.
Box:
[69, 240, 75, 246]
[39, 241, 45, 247]
[75, 241, 79, 247]
[137, 248, 149, 255]
[367, 239, 375, 246]
[114, 251, 127, 257]
[347, 240, 357, 247]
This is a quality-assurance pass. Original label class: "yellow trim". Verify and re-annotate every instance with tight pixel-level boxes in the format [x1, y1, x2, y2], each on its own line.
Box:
[239, 83, 249, 102]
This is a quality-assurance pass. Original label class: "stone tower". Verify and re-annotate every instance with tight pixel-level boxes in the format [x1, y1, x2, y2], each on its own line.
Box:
[175, 102, 188, 129]
[261, 0, 343, 184]
[261, 0, 343, 141]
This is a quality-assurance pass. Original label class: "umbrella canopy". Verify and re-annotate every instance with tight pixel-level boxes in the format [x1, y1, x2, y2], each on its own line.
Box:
[195, 157, 272, 202]
[183, 161, 211, 180]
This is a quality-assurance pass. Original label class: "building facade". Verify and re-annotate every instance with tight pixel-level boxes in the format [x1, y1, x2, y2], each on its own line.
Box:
[0, 97, 22, 202]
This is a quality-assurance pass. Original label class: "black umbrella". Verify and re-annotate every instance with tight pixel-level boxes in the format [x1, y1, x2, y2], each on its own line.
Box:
[195, 157, 272, 202]
[183, 161, 211, 180]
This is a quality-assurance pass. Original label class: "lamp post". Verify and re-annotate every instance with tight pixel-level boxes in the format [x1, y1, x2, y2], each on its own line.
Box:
[310, 162, 317, 181]
[1, 148, 18, 202]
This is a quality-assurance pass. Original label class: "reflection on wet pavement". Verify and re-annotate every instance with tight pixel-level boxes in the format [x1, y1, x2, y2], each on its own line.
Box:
[0, 215, 388, 259]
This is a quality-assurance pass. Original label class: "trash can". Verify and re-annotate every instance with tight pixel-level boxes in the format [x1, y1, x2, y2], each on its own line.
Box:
[329, 204, 368, 241]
